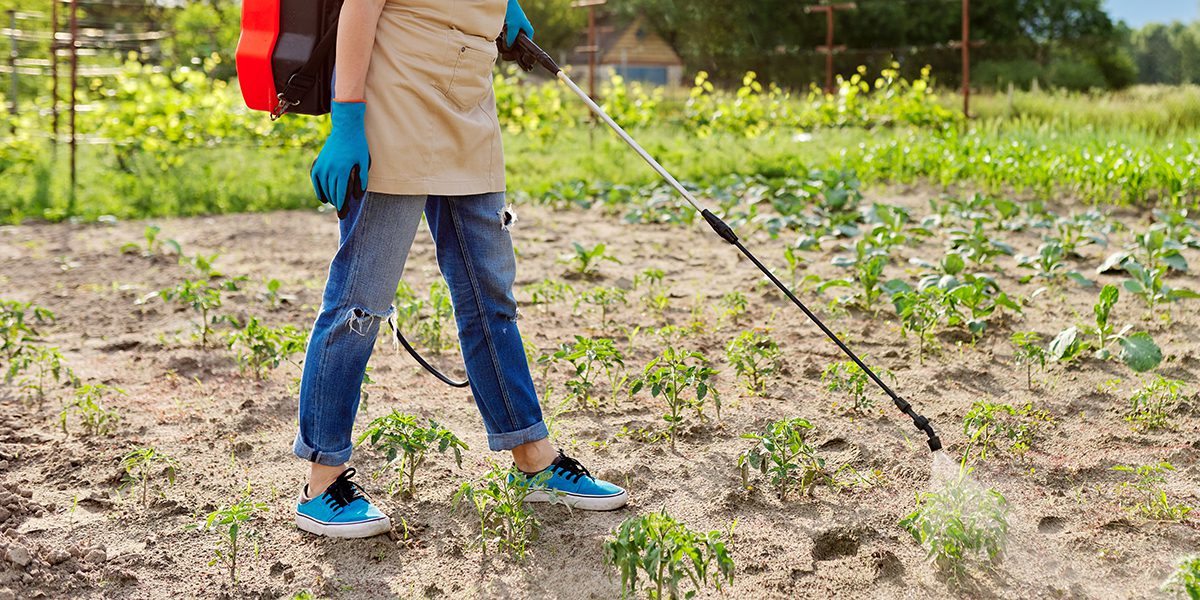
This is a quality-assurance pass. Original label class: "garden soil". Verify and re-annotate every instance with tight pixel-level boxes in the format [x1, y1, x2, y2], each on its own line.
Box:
[0, 190, 1197, 599]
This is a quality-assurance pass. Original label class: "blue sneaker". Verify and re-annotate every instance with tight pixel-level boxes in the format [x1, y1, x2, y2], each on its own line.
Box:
[295, 468, 391, 538]
[517, 450, 629, 511]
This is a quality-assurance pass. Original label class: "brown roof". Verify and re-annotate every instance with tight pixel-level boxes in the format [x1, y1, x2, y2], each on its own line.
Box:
[566, 15, 683, 67]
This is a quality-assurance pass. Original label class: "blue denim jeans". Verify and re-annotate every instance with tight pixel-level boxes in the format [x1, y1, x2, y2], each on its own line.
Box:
[293, 190, 547, 466]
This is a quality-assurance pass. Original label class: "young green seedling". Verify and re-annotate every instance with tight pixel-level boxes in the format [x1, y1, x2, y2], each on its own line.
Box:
[1009, 332, 1046, 390]
[202, 490, 268, 584]
[900, 468, 1009, 579]
[357, 411, 467, 498]
[120, 224, 181, 258]
[552, 335, 627, 408]
[738, 417, 844, 500]
[60, 384, 123, 437]
[226, 317, 308, 378]
[1161, 554, 1200, 600]
[725, 329, 781, 396]
[6, 344, 76, 403]
[158, 255, 246, 347]
[452, 464, 555, 560]
[0, 300, 54, 361]
[631, 346, 720, 449]
[1049, 285, 1162, 372]
[119, 446, 179, 508]
[961, 400, 1053, 461]
[574, 286, 628, 325]
[1125, 375, 1186, 431]
[603, 509, 735, 600]
[416, 280, 456, 353]
[560, 242, 621, 278]
[822, 359, 894, 413]
[1112, 462, 1192, 522]
[890, 287, 943, 363]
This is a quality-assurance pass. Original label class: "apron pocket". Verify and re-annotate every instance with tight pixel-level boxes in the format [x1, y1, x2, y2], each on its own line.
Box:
[441, 29, 496, 111]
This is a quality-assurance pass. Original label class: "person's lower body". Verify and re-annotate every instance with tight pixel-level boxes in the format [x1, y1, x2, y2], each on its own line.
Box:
[293, 190, 627, 538]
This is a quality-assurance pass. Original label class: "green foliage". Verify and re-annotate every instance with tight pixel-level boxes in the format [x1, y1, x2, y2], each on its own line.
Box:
[226, 317, 308, 379]
[724, 329, 781, 396]
[631, 346, 720, 449]
[574, 286, 629, 325]
[357, 411, 467, 498]
[157, 254, 246, 346]
[202, 490, 268, 584]
[60, 384, 123, 437]
[120, 225, 181, 258]
[119, 446, 179, 508]
[453, 464, 552, 560]
[603, 509, 735, 600]
[0, 300, 54, 360]
[1161, 554, 1200, 600]
[601, 75, 662, 129]
[821, 360, 894, 413]
[1125, 376, 1187, 431]
[561, 242, 622, 278]
[1049, 285, 1163, 372]
[6, 344, 76, 403]
[962, 401, 1054, 461]
[525, 278, 576, 306]
[551, 336, 627, 409]
[401, 280, 457, 354]
[889, 287, 943, 362]
[1112, 462, 1193, 522]
[738, 418, 848, 500]
[1009, 332, 1047, 390]
[900, 472, 1009, 578]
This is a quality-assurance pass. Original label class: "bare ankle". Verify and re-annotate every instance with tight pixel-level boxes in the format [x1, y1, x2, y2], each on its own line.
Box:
[307, 463, 347, 497]
[511, 438, 556, 473]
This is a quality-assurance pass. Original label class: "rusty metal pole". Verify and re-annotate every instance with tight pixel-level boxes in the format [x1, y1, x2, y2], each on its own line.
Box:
[51, 0, 59, 143]
[69, 0, 78, 211]
[587, 4, 596, 98]
[962, 0, 970, 117]
[805, 3, 855, 94]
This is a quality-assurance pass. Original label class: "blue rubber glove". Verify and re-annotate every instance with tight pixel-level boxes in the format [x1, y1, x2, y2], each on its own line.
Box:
[504, 0, 534, 46]
[310, 99, 369, 213]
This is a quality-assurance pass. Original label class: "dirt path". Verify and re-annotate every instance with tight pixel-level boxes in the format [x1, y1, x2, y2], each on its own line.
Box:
[0, 191, 1197, 599]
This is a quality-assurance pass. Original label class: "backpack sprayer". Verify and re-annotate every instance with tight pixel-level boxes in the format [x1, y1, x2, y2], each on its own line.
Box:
[234, 6, 941, 452]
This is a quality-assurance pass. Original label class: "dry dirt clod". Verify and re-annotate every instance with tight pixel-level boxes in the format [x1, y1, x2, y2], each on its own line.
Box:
[45, 549, 70, 566]
[0, 587, 14, 600]
[0, 508, 10, 524]
[83, 548, 106, 564]
[4, 545, 30, 568]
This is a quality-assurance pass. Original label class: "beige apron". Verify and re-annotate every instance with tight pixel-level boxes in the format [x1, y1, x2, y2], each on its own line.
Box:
[363, 0, 506, 196]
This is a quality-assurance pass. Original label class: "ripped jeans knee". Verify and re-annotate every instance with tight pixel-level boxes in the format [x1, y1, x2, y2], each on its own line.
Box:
[343, 304, 395, 337]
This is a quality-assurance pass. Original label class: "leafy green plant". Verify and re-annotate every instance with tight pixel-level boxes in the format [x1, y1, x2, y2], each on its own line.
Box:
[1161, 554, 1200, 600]
[961, 400, 1054, 460]
[890, 287, 943, 362]
[357, 411, 467, 498]
[822, 359, 894, 413]
[947, 219, 1013, 266]
[824, 239, 889, 310]
[121, 224, 181, 258]
[119, 446, 179, 508]
[6, 344, 76, 403]
[1117, 257, 1199, 321]
[717, 291, 749, 324]
[525, 278, 575, 306]
[739, 417, 848, 500]
[202, 490, 268, 583]
[1125, 375, 1187, 431]
[0, 300, 54, 360]
[1049, 284, 1163, 372]
[60, 384, 123, 437]
[1016, 241, 1089, 286]
[561, 242, 621, 278]
[416, 280, 456, 353]
[900, 470, 1009, 579]
[453, 464, 554, 559]
[1009, 332, 1046, 390]
[725, 329, 781, 396]
[158, 257, 245, 346]
[603, 509, 735, 600]
[552, 335, 627, 408]
[1112, 462, 1192, 522]
[631, 346, 720, 449]
[226, 317, 308, 378]
[574, 286, 629, 325]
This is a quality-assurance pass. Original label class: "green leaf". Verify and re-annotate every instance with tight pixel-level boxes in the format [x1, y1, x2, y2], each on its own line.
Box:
[1049, 327, 1082, 362]
[1118, 333, 1162, 373]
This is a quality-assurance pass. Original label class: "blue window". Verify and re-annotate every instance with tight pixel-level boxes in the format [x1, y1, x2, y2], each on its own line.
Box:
[613, 65, 668, 85]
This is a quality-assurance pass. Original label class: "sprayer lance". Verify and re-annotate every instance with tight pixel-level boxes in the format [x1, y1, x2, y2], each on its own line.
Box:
[497, 32, 943, 453]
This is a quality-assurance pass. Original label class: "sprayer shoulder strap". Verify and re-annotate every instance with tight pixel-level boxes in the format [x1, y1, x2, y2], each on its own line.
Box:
[276, 15, 339, 111]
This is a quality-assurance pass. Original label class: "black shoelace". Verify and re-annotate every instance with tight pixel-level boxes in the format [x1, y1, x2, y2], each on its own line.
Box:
[323, 467, 368, 510]
[549, 450, 593, 484]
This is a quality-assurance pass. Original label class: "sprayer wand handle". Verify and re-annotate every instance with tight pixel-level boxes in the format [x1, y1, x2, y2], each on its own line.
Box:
[497, 29, 560, 74]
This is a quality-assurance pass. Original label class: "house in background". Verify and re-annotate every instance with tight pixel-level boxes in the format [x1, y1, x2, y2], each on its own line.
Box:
[566, 15, 684, 86]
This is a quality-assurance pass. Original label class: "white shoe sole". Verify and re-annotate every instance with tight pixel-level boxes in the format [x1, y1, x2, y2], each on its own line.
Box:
[525, 488, 629, 511]
[295, 512, 392, 538]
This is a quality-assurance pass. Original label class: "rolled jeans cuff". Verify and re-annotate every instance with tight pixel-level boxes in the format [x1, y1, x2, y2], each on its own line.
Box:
[293, 431, 353, 467]
[487, 420, 549, 451]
